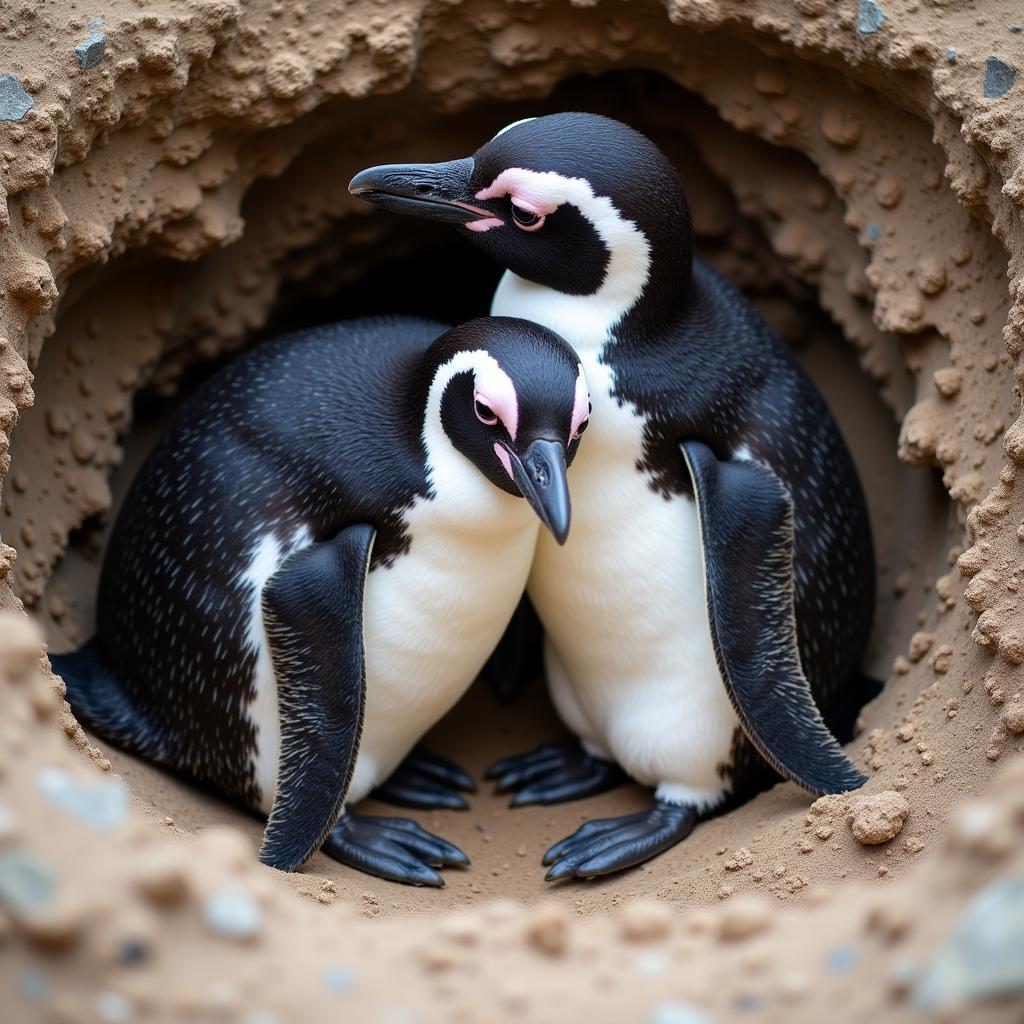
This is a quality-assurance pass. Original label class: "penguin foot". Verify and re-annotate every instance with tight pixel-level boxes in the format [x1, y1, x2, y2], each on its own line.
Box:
[486, 739, 627, 807]
[321, 812, 470, 887]
[542, 800, 698, 881]
[373, 746, 477, 811]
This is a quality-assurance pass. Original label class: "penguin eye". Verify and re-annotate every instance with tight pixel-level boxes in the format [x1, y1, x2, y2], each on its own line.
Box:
[510, 199, 545, 232]
[474, 397, 498, 426]
[571, 402, 592, 442]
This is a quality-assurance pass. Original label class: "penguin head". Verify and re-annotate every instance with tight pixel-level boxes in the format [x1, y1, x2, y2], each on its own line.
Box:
[423, 317, 589, 544]
[349, 113, 691, 310]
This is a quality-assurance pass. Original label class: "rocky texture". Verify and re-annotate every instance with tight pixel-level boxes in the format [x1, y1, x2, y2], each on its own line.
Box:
[2, 0, 1024, 1020]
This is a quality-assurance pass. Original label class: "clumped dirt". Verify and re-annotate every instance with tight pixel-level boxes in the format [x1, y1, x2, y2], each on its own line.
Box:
[2, 0, 1024, 1021]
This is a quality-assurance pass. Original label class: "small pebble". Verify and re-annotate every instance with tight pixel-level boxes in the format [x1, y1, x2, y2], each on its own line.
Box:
[0, 850, 56, 912]
[75, 31, 106, 70]
[620, 900, 673, 942]
[0, 75, 33, 122]
[36, 767, 128, 829]
[857, 0, 886, 35]
[983, 55, 1016, 99]
[132, 849, 189, 905]
[633, 951, 671, 976]
[947, 47, 957, 63]
[850, 791, 910, 845]
[18, 967, 49, 1001]
[826, 944, 859, 974]
[524, 904, 569, 956]
[203, 887, 263, 941]
[648, 1002, 714, 1024]
[96, 991, 133, 1024]
[914, 877, 1024, 1007]
[323, 966, 354, 993]
[717, 898, 773, 942]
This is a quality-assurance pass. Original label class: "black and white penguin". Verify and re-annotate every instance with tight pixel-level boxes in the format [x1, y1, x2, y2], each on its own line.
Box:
[52, 315, 591, 886]
[349, 114, 876, 879]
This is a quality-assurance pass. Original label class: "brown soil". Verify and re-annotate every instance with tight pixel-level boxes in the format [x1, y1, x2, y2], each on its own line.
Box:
[2, 1, 1024, 1021]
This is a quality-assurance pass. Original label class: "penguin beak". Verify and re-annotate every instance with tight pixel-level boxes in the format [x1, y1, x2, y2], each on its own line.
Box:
[507, 438, 571, 545]
[348, 159, 497, 228]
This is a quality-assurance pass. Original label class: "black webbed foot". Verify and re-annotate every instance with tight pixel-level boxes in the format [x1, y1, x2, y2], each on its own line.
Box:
[485, 739, 627, 807]
[542, 800, 697, 880]
[373, 747, 476, 811]
[320, 812, 469, 887]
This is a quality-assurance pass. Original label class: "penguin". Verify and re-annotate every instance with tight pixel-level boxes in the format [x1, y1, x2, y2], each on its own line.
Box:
[51, 314, 592, 886]
[349, 113, 876, 880]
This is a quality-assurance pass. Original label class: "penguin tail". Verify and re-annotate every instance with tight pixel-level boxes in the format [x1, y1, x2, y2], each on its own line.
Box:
[825, 671, 885, 745]
[50, 639, 161, 758]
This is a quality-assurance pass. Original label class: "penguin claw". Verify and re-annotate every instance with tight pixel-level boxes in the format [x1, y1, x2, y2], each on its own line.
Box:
[486, 739, 626, 806]
[373, 747, 476, 810]
[321, 812, 469, 887]
[404, 746, 477, 792]
[542, 801, 698, 881]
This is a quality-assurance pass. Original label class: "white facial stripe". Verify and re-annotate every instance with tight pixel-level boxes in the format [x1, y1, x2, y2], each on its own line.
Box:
[424, 349, 519, 474]
[472, 359, 519, 441]
[493, 442, 514, 479]
[570, 363, 590, 439]
[476, 168, 562, 215]
[489, 117, 537, 142]
[483, 167, 652, 351]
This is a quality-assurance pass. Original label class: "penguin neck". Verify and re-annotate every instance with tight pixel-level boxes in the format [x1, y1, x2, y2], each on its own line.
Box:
[490, 225, 692, 355]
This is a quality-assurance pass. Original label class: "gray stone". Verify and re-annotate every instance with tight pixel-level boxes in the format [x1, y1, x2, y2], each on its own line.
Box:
[75, 31, 107, 70]
[37, 767, 128, 829]
[984, 55, 1016, 98]
[323, 965, 354, 993]
[18, 968, 49, 1002]
[913, 877, 1024, 1009]
[648, 1004, 714, 1024]
[203, 887, 263, 939]
[96, 991, 134, 1024]
[826, 944, 859, 974]
[947, 48, 957, 64]
[0, 75, 33, 122]
[0, 849, 56, 911]
[857, 0, 886, 35]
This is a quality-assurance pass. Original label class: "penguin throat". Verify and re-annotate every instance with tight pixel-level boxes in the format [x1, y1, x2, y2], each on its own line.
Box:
[490, 268, 638, 355]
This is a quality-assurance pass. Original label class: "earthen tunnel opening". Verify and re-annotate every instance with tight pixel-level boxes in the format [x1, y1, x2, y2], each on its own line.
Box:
[4, 60, 1009, 918]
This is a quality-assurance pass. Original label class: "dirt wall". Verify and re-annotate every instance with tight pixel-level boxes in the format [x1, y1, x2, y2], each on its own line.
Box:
[1, 1, 1024, 1021]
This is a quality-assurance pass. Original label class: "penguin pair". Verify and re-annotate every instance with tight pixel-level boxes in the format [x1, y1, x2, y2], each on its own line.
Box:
[53, 315, 591, 886]
[350, 113, 876, 880]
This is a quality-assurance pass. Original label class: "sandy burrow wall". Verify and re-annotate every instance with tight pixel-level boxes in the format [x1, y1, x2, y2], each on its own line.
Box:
[0, 0, 1024, 1021]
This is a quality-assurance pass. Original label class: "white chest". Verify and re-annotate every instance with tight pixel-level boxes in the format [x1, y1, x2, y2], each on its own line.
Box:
[493, 281, 738, 802]
[351, 496, 537, 801]
[244, 491, 538, 813]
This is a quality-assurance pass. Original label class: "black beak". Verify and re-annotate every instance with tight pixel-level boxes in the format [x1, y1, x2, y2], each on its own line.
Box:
[507, 439, 571, 545]
[348, 158, 493, 227]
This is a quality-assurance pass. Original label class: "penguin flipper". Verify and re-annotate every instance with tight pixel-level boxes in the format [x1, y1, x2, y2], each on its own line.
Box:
[680, 440, 866, 796]
[258, 523, 375, 872]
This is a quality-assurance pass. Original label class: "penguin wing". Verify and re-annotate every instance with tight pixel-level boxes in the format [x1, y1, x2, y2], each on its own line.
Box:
[680, 440, 866, 795]
[258, 523, 376, 871]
